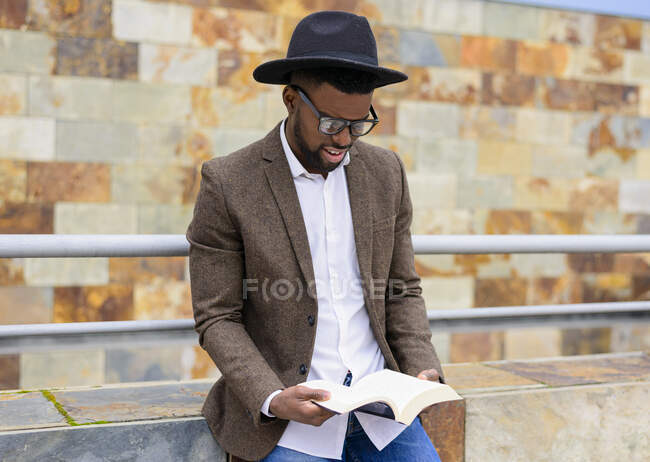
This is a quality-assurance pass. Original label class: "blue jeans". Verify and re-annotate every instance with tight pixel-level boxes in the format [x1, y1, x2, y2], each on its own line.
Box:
[260, 413, 441, 461]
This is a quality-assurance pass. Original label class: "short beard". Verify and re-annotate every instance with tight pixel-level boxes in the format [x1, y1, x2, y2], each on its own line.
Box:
[294, 108, 349, 174]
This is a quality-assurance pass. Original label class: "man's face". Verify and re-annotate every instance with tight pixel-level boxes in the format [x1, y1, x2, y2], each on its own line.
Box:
[288, 82, 373, 175]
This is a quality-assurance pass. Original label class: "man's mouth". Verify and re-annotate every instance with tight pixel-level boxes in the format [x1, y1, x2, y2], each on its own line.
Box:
[322, 147, 347, 163]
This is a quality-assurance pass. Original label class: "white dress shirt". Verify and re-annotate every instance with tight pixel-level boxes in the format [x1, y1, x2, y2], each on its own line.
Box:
[260, 120, 407, 459]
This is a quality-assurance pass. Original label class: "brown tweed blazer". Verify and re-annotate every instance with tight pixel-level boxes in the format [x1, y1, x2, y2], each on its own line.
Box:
[186, 122, 444, 461]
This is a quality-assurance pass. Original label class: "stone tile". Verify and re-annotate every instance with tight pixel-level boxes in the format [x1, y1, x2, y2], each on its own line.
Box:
[450, 331, 504, 363]
[481, 72, 535, 107]
[430, 332, 450, 364]
[53, 285, 133, 323]
[0, 159, 26, 202]
[0, 391, 66, 431]
[490, 353, 649, 386]
[539, 9, 595, 46]
[0, 259, 25, 285]
[483, 1, 540, 41]
[396, 101, 459, 137]
[0, 73, 26, 115]
[619, 180, 650, 213]
[0, 287, 53, 325]
[586, 116, 639, 161]
[182, 344, 220, 380]
[20, 349, 105, 388]
[111, 163, 197, 205]
[568, 47, 623, 83]
[373, 25, 400, 64]
[456, 254, 512, 279]
[109, 257, 186, 284]
[28, 75, 113, 120]
[183, 126, 267, 164]
[27, 0, 112, 38]
[610, 325, 650, 353]
[514, 177, 570, 211]
[461, 36, 516, 72]
[530, 276, 580, 305]
[56, 120, 137, 163]
[531, 144, 588, 178]
[356, 0, 421, 29]
[421, 277, 473, 310]
[406, 66, 480, 104]
[633, 274, 650, 300]
[457, 176, 513, 209]
[24, 258, 109, 286]
[515, 108, 571, 145]
[139, 43, 216, 86]
[0, 116, 54, 161]
[516, 41, 571, 77]
[477, 140, 532, 176]
[644, 21, 650, 54]
[217, 49, 280, 90]
[420, 399, 465, 462]
[134, 279, 192, 320]
[368, 98, 396, 136]
[27, 161, 110, 203]
[504, 328, 562, 360]
[55, 203, 137, 235]
[539, 78, 596, 111]
[459, 106, 517, 141]
[586, 148, 636, 179]
[55, 37, 138, 80]
[137, 204, 194, 234]
[415, 255, 458, 279]
[640, 85, 650, 117]
[416, 137, 477, 174]
[567, 253, 615, 273]
[137, 124, 185, 163]
[475, 278, 527, 308]
[593, 83, 639, 115]
[0, 418, 226, 461]
[104, 346, 188, 384]
[0, 30, 55, 74]
[638, 149, 650, 179]
[399, 30, 452, 67]
[483, 210, 531, 234]
[412, 209, 473, 235]
[613, 253, 650, 275]
[112, 81, 191, 124]
[418, 0, 482, 35]
[192, 7, 282, 52]
[531, 211, 583, 234]
[639, 214, 650, 233]
[113, 0, 192, 45]
[443, 362, 540, 391]
[0, 355, 19, 390]
[464, 381, 650, 461]
[0, 0, 27, 29]
[0, 202, 53, 233]
[511, 254, 566, 279]
[191, 86, 266, 129]
[407, 173, 456, 210]
[581, 273, 632, 303]
[594, 15, 642, 51]
[561, 328, 612, 356]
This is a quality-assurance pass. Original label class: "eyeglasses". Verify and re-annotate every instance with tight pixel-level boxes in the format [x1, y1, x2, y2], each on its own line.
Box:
[290, 84, 379, 137]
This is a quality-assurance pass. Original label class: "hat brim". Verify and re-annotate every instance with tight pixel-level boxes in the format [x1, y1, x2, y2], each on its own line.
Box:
[253, 56, 407, 89]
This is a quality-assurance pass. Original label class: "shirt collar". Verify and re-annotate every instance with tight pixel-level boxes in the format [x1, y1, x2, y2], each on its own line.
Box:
[280, 119, 350, 179]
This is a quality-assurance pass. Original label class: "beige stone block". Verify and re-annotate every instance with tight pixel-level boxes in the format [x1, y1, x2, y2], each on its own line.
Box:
[0, 30, 55, 74]
[407, 173, 457, 210]
[477, 140, 532, 176]
[0, 116, 54, 160]
[139, 44, 217, 86]
[0, 159, 26, 202]
[0, 73, 26, 115]
[504, 328, 563, 360]
[360, 0, 422, 29]
[20, 349, 105, 388]
[623, 50, 650, 84]
[465, 382, 650, 461]
[643, 21, 650, 54]
[0, 287, 53, 324]
[396, 101, 460, 138]
[112, 0, 192, 45]
[539, 9, 595, 46]
[430, 332, 451, 364]
[137, 124, 185, 164]
[54, 203, 137, 234]
[457, 176, 514, 209]
[610, 325, 650, 352]
[138, 204, 194, 234]
[582, 211, 636, 234]
[134, 279, 192, 320]
[568, 46, 624, 83]
[531, 145, 588, 178]
[28, 76, 113, 120]
[192, 86, 266, 129]
[511, 254, 567, 278]
[483, 1, 540, 41]
[619, 180, 650, 213]
[586, 147, 636, 179]
[460, 106, 517, 141]
[417, 138, 477, 175]
[112, 163, 196, 205]
[112, 81, 191, 124]
[362, 135, 417, 171]
[419, 0, 482, 35]
[415, 254, 459, 278]
[638, 149, 650, 179]
[412, 209, 473, 235]
[640, 85, 650, 117]
[264, 87, 286, 130]
[514, 177, 570, 211]
[24, 258, 109, 286]
[422, 277, 474, 310]
[56, 120, 137, 163]
[515, 108, 571, 146]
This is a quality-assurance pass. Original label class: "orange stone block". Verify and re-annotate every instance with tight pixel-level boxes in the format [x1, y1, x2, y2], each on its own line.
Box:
[189, 344, 219, 379]
[0, 159, 26, 203]
[0, 259, 24, 285]
[475, 278, 528, 308]
[461, 36, 516, 72]
[567, 254, 615, 273]
[420, 400, 465, 462]
[27, 161, 111, 203]
[516, 41, 570, 77]
[481, 72, 536, 107]
[134, 280, 192, 320]
[561, 327, 612, 356]
[109, 257, 186, 284]
[594, 15, 642, 50]
[568, 178, 618, 211]
[53, 285, 134, 322]
[540, 78, 596, 111]
[218, 49, 282, 90]
[530, 211, 583, 234]
[27, 0, 112, 38]
[0, 202, 53, 233]
[450, 331, 504, 363]
[0, 0, 26, 29]
[530, 276, 581, 305]
[0, 355, 19, 390]
[485, 210, 532, 234]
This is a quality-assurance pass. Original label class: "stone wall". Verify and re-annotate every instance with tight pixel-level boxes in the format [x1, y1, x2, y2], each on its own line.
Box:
[1, 0, 650, 389]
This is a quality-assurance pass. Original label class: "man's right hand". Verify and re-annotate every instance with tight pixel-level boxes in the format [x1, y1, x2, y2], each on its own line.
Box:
[269, 385, 335, 426]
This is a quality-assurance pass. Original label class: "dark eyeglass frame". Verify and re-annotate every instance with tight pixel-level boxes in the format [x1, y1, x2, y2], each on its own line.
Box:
[289, 84, 379, 137]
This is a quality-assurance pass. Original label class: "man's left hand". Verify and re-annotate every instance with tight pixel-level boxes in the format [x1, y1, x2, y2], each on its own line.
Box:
[416, 369, 440, 382]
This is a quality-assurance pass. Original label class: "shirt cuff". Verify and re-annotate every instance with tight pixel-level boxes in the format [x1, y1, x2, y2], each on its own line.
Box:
[261, 389, 283, 417]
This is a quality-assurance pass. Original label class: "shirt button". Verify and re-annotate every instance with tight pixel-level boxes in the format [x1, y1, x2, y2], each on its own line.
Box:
[307, 315, 315, 326]
[299, 364, 307, 375]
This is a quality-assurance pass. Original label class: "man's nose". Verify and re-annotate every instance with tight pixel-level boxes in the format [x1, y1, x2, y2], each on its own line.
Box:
[331, 126, 352, 147]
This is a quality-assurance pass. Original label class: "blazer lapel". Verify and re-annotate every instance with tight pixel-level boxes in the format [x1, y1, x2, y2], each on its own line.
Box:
[262, 124, 316, 286]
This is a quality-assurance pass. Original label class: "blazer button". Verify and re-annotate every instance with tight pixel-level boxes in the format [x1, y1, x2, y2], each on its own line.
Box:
[307, 315, 315, 326]
[299, 364, 307, 375]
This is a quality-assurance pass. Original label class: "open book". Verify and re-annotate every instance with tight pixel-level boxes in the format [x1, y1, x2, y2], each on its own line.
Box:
[305, 369, 462, 426]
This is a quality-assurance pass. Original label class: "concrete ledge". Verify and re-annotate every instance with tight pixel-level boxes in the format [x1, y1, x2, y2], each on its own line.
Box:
[1, 352, 648, 461]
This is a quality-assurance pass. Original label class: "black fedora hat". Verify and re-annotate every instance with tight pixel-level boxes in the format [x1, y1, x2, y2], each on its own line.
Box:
[253, 11, 407, 88]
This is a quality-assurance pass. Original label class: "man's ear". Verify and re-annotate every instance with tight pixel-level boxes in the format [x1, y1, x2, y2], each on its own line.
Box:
[282, 85, 297, 114]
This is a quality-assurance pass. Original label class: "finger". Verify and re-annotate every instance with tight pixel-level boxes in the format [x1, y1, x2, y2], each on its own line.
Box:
[417, 369, 440, 381]
[295, 386, 331, 401]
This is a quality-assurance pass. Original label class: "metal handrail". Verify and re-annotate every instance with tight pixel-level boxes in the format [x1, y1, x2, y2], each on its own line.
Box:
[2, 234, 650, 257]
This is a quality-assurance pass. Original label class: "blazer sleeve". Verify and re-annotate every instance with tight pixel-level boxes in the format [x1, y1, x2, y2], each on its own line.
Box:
[186, 160, 286, 427]
[383, 153, 446, 384]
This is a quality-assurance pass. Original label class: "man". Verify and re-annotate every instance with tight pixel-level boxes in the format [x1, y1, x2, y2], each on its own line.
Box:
[187, 10, 445, 462]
